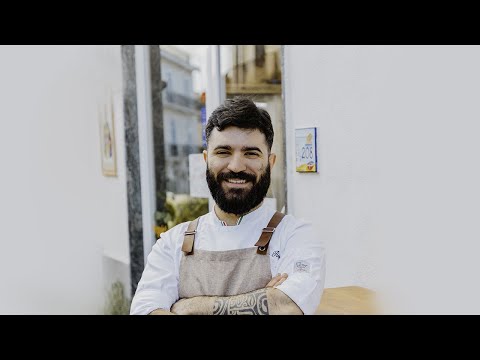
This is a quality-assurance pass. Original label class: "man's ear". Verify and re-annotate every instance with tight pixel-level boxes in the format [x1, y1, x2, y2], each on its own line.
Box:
[269, 153, 277, 169]
[203, 150, 208, 163]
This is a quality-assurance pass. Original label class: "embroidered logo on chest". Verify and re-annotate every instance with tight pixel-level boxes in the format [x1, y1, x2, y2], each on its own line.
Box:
[271, 251, 280, 260]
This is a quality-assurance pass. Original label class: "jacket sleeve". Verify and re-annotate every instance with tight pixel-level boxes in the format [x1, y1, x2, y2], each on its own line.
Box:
[129, 227, 182, 315]
[274, 218, 326, 315]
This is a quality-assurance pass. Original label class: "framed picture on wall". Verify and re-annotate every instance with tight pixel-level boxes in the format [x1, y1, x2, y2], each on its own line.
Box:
[99, 94, 117, 177]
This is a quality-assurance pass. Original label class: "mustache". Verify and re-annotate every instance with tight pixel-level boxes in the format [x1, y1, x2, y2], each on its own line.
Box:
[216, 171, 256, 183]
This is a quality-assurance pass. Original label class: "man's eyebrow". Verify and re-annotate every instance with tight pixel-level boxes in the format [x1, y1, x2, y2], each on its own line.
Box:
[241, 146, 263, 153]
[213, 145, 263, 153]
[213, 145, 232, 151]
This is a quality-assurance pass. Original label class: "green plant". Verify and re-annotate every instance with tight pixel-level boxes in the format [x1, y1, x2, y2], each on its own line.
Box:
[156, 192, 208, 229]
[104, 281, 131, 315]
[172, 196, 209, 225]
[155, 200, 176, 228]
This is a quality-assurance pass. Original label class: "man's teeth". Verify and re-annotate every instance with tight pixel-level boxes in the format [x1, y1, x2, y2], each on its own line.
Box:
[227, 179, 246, 184]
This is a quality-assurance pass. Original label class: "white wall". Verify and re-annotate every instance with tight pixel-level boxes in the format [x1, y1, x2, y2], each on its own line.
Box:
[0, 45, 130, 314]
[284, 45, 480, 314]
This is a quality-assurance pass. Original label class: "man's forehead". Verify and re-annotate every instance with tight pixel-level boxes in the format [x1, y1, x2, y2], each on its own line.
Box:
[209, 127, 268, 148]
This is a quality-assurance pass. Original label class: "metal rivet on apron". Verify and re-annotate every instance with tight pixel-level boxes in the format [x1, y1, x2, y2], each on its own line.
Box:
[258, 246, 266, 251]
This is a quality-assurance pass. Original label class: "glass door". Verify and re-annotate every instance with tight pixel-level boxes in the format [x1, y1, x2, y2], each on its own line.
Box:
[156, 45, 210, 233]
[219, 45, 286, 212]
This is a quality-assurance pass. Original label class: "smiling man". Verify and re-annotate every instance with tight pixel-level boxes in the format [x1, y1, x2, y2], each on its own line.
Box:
[130, 96, 326, 315]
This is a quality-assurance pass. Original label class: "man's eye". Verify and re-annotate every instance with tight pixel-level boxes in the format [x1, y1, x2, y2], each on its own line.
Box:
[245, 152, 259, 157]
[216, 151, 230, 155]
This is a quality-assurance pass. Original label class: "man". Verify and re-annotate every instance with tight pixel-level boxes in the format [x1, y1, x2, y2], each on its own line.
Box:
[130, 96, 325, 315]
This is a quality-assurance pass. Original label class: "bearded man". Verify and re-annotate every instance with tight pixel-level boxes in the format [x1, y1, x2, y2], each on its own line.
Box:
[130, 96, 326, 315]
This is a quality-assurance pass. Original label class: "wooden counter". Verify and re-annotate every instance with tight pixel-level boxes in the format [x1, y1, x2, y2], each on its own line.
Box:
[315, 286, 378, 315]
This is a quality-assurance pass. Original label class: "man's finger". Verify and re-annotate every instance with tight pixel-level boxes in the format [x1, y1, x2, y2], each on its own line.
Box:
[266, 273, 283, 287]
[266, 273, 288, 288]
[274, 275, 288, 287]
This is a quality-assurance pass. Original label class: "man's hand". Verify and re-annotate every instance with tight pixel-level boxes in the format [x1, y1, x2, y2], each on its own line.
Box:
[264, 272, 303, 314]
[266, 273, 288, 288]
[148, 308, 176, 315]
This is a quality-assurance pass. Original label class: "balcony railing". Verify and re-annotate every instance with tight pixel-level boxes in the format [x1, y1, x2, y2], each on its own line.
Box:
[165, 91, 201, 110]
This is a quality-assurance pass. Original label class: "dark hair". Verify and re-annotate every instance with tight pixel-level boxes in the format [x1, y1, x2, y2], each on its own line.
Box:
[205, 96, 274, 150]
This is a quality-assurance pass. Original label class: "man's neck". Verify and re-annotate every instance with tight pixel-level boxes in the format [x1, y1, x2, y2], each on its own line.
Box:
[214, 202, 263, 226]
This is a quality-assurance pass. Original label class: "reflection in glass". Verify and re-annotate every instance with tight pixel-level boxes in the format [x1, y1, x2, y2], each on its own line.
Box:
[158, 45, 209, 231]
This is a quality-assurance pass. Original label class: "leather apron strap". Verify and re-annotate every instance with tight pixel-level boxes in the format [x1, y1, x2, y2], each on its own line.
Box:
[254, 211, 285, 255]
[181, 211, 285, 256]
[181, 217, 200, 255]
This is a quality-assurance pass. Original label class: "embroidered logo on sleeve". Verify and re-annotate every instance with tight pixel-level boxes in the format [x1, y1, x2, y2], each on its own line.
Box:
[294, 260, 310, 273]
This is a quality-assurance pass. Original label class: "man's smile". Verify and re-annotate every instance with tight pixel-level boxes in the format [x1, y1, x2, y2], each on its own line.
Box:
[223, 179, 252, 189]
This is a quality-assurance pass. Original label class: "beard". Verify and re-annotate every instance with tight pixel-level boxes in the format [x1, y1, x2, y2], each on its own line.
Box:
[206, 163, 271, 216]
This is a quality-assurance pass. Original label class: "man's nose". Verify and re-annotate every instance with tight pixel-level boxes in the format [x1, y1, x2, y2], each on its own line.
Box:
[227, 154, 247, 173]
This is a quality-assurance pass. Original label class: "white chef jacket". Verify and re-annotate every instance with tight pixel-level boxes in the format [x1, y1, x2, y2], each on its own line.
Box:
[130, 202, 326, 315]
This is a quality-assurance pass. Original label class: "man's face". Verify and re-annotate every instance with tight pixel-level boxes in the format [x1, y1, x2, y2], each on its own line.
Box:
[204, 127, 276, 215]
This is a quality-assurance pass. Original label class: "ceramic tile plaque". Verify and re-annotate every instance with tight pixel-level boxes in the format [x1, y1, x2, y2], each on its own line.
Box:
[295, 127, 317, 172]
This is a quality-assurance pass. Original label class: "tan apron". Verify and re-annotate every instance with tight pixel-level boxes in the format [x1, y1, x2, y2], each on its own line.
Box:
[178, 212, 285, 298]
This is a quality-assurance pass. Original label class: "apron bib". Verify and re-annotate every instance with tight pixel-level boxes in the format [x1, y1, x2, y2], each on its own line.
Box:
[178, 212, 285, 298]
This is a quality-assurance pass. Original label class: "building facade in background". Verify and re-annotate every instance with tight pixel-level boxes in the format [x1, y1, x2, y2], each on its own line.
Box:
[160, 46, 203, 194]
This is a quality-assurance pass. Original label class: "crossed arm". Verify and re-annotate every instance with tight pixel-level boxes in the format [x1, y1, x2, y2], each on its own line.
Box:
[149, 273, 303, 315]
